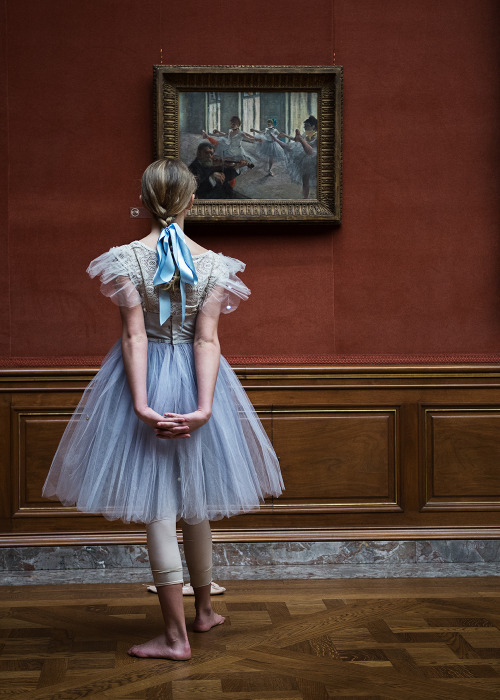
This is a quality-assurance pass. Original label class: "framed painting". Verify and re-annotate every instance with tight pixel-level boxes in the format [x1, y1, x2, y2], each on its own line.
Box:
[153, 65, 342, 223]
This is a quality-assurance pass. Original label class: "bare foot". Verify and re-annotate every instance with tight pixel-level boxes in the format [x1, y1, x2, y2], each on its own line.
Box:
[128, 633, 191, 660]
[193, 610, 225, 633]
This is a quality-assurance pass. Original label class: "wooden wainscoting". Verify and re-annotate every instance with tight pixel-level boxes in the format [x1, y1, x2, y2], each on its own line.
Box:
[1, 365, 500, 545]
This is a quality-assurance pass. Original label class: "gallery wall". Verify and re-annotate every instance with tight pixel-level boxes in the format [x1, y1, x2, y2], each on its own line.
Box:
[1, 0, 499, 366]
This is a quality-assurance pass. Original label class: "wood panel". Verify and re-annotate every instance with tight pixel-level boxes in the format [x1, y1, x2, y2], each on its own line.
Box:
[271, 409, 399, 511]
[1, 366, 500, 543]
[13, 410, 72, 513]
[10, 393, 89, 519]
[422, 408, 500, 511]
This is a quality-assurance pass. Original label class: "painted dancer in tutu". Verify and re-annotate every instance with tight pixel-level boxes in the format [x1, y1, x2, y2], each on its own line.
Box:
[202, 116, 258, 183]
[271, 115, 318, 198]
[250, 118, 285, 176]
[43, 159, 283, 660]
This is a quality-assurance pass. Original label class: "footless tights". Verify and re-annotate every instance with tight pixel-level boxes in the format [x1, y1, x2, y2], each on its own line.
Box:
[146, 518, 212, 588]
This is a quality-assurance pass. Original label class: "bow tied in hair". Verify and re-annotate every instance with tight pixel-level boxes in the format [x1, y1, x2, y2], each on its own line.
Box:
[153, 223, 198, 326]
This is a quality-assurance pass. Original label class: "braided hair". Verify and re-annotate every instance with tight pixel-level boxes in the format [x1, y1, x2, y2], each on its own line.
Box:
[141, 159, 197, 229]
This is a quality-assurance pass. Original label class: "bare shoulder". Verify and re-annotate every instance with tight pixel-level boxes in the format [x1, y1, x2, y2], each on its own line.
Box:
[184, 235, 209, 257]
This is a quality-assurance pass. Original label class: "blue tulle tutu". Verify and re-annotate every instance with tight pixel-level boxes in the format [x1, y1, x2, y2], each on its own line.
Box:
[43, 340, 283, 524]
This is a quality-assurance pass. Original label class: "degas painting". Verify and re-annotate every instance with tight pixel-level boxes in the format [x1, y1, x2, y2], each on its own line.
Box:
[180, 91, 318, 201]
[154, 65, 342, 223]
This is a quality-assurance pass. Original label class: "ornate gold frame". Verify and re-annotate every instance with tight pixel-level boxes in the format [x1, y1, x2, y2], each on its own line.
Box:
[153, 65, 342, 223]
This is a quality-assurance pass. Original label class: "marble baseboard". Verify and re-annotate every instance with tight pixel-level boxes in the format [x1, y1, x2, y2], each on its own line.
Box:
[1, 563, 500, 586]
[0, 540, 499, 586]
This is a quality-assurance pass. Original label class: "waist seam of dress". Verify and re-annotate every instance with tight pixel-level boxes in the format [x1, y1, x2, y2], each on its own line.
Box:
[147, 337, 192, 345]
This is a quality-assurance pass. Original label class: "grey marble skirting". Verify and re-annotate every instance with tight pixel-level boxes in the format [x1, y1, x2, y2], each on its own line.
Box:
[1, 540, 499, 585]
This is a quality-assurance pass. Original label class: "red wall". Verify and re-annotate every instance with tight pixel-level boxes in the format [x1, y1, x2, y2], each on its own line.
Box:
[1, 0, 499, 365]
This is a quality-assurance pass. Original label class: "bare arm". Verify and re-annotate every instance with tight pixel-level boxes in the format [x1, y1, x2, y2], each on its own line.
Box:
[294, 129, 314, 154]
[119, 304, 189, 436]
[242, 131, 258, 142]
[193, 309, 221, 419]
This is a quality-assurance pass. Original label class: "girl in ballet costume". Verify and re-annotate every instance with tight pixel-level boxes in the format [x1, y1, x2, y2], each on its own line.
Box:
[202, 115, 258, 181]
[250, 118, 285, 176]
[43, 159, 283, 661]
[271, 115, 318, 198]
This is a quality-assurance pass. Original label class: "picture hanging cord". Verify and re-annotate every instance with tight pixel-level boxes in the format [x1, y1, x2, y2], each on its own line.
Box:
[331, 0, 336, 65]
[159, 3, 163, 64]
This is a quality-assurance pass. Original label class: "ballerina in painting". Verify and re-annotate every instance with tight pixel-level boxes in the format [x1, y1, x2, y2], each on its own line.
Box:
[202, 116, 258, 177]
[271, 115, 318, 198]
[250, 118, 285, 177]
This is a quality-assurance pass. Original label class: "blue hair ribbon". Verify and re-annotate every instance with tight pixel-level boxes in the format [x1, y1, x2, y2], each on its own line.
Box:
[153, 223, 198, 327]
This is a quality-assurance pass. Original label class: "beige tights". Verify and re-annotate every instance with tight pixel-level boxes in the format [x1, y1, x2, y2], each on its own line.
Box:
[146, 517, 212, 589]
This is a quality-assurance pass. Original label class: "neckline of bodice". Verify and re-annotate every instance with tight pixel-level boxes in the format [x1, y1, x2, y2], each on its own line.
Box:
[132, 240, 212, 259]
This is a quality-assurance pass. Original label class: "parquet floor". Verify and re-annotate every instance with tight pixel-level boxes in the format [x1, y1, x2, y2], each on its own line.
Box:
[0, 578, 499, 699]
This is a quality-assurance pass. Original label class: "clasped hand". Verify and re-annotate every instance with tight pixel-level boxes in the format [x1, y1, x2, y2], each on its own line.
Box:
[155, 410, 210, 439]
[135, 406, 210, 439]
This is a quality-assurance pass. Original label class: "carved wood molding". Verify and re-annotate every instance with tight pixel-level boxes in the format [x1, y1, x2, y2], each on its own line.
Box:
[2, 356, 500, 369]
[2, 364, 500, 382]
[1, 527, 500, 547]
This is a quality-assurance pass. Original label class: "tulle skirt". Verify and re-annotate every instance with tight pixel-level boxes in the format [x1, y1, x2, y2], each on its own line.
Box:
[213, 136, 255, 165]
[256, 138, 285, 161]
[286, 143, 318, 184]
[43, 340, 283, 524]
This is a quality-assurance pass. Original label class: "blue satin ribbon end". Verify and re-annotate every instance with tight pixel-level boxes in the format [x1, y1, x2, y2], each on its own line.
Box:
[153, 223, 198, 326]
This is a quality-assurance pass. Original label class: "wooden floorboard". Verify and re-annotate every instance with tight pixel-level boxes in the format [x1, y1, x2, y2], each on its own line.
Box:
[0, 578, 499, 699]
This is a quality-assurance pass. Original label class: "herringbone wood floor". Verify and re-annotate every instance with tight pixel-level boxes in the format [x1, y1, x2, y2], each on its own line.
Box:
[0, 578, 499, 699]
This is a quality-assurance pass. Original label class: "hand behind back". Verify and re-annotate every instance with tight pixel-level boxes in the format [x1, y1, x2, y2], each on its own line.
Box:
[155, 410, 210, 439]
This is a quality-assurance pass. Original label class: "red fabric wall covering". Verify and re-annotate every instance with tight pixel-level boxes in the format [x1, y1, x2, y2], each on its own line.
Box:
[0, 2, 10, 359]
[1, 0, 499, 367]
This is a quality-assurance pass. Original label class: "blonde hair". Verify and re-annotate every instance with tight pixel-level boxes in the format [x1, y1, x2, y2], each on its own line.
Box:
[141, 159, 197, 228]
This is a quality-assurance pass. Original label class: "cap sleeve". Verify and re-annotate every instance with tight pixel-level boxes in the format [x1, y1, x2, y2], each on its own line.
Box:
[87, 247, 142, 308]
[200, 253, 250, 317]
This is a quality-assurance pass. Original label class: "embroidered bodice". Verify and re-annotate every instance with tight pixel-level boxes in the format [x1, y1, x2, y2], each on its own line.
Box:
[117, 243, 226, 315]
[87, 241, 249, 344]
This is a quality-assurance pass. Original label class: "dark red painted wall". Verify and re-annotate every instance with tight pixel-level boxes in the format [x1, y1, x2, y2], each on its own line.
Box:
[1, 0, 499, 365]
